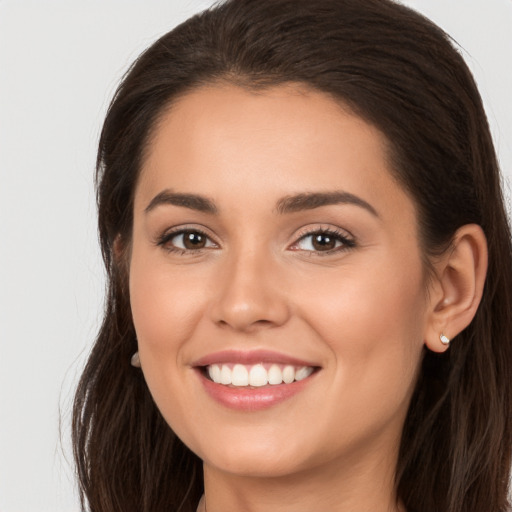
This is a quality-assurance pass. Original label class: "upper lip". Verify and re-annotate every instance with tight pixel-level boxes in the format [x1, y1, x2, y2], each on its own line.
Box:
[191, 349, 319, 368]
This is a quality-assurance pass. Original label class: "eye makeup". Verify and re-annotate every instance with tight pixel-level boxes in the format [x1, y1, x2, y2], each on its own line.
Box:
[290, 226, 356, 256]
[154, 223, 356, 258]
[155, 226, 218, 255]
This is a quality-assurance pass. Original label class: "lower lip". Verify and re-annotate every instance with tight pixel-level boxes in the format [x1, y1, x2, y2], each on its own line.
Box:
[197, 370, 315, 411]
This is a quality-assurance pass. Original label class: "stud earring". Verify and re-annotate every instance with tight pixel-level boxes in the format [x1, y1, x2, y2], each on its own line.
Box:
[131, 351, 141, 367]
[440, 333, 450, 346]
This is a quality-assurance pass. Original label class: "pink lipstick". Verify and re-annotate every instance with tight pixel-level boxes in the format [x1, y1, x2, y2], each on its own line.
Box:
[193, 350, 319, 411]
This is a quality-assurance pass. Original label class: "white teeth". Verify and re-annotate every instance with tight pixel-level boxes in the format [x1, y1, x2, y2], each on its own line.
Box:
[268, 364, 283, 385]
[220, 365, 231, 385]
[208, 364, 221, 383]
[249, 364, 268, 387]
[282, 365, 295, 384]
[207, 363, 314, 387]
[295, 366, 314, 381]
[232, 364, 249, 386]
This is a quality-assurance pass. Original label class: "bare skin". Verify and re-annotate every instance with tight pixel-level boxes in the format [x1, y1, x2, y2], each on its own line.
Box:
[128, 84, 487, 512]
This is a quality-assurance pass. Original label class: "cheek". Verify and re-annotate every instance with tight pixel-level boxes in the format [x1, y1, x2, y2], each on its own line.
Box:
[129, 253, 207, 355]
[346, 266, 426, 346]
[301, 254, 426, 341]
[128, 251, 207, 437]
[297, 257, 427, 417]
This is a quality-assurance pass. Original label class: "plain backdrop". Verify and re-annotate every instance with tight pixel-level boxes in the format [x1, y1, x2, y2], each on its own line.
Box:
[0, 1, 511, 511]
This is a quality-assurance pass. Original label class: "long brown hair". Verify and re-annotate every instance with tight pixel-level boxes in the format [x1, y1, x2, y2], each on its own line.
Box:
[73, 1, 512, 510]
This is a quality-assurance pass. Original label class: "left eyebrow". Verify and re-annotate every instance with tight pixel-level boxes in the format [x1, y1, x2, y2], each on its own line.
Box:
[275, 191, 379, 217]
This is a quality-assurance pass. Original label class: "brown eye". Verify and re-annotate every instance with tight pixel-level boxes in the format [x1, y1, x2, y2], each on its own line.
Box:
[182, 231, 207, 249]
[158, 229, 216, 252]
[311, 233, 337, 251]
[293, 229, 355, 254]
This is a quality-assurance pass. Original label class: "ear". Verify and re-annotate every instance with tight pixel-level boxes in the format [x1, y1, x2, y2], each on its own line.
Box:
[113, 234, 131, 276]
[424, 224, 488, 353]
[113, 234, 124, 261]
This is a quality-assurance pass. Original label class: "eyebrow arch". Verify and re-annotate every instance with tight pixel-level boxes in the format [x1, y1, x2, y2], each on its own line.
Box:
[145, 190, 218, 214]
[275, 191, 379, 217]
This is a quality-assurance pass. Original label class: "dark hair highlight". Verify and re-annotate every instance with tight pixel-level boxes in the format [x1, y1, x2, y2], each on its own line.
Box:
[73, 1, 512, 511]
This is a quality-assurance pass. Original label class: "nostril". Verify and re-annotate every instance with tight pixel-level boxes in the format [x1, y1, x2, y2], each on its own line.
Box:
[254, 319, 273, 326]
[216, 318, 274, 330]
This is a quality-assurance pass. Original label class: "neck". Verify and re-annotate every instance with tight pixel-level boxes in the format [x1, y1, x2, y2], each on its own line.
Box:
[202, 443, 405, 512]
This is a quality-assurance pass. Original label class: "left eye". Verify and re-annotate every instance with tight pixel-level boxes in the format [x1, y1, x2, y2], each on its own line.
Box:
[294, 231, 354, 252]
[162, 230, 216, 251]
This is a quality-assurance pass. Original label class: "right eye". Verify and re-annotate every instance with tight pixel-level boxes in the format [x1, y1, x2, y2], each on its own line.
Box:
[157, 229, 217, 253]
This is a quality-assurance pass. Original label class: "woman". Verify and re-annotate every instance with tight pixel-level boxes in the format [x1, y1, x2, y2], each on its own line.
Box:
[72, 0, 512, 511]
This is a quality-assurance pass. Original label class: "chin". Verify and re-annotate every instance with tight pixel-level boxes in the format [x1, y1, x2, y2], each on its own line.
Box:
[195, 427, 324, 479]
[204, 451, 308, 479]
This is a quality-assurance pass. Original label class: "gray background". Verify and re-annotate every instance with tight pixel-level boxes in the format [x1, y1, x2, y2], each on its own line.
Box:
[0, 1, 511, 510]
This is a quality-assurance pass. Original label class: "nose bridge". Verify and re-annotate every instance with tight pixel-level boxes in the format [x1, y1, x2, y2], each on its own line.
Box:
[211, 241, 289, 331]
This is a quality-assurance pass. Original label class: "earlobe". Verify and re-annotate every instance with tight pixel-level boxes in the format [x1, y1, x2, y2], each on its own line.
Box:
[424, 224, 488, 353]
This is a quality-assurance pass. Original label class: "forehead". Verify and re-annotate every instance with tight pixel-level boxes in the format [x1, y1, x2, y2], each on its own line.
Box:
[135, 83, 415, 227]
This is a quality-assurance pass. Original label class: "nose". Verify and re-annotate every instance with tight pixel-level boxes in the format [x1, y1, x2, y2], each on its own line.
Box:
[210, 248, 290, 333]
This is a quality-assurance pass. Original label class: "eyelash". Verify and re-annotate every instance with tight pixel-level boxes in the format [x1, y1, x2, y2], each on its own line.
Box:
[156, 226, 356, 256]
[156, 227, 214, 255]
[292, 227, 356, 256]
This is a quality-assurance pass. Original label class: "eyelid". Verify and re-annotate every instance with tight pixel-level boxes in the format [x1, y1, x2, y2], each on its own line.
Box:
[154, 223, 355, 256]
[155, 225, 219, 252]
[289, 225, 356, 254]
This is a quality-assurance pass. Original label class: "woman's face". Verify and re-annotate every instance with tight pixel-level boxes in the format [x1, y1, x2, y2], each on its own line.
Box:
[129, 84, 429, 478]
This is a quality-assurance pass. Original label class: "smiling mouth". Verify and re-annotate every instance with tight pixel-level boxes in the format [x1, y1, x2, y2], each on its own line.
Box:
[202, 363, 317, 388]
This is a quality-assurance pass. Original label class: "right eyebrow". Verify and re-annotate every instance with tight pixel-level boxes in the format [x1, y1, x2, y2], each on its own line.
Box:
[144, 190, 218, 215]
